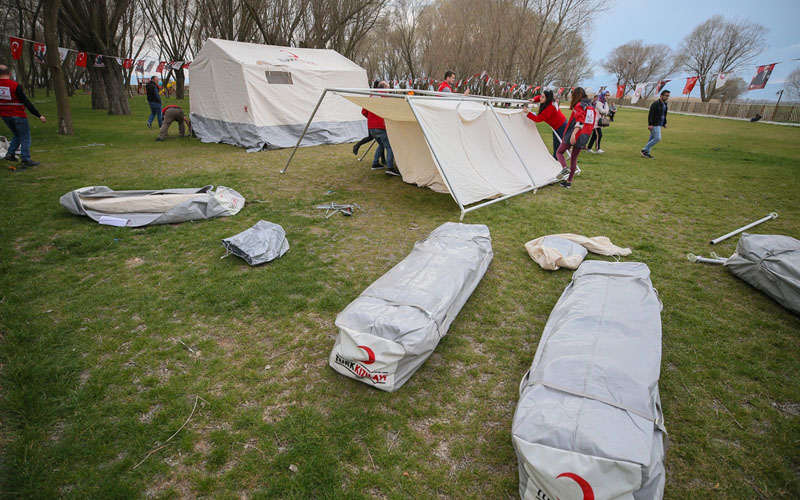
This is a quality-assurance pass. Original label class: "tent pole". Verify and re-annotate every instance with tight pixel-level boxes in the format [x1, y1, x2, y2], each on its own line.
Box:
[406, 97, 467, 217]
[358, 140, 375, 162]
[486, 103, 538, 189]
[461, 187, 537, 216]
[281, 89, 328, 174]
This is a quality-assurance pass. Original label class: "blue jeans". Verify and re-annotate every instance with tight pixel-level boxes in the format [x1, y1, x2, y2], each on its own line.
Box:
[370, 128, 394, 168]
[643, 126, 661, 153]
[2, 116, 32, 161]
[148, 101, 163, 127]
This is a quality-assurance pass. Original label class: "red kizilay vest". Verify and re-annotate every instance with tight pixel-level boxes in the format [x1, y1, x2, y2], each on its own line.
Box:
[0, 78, 27, 118]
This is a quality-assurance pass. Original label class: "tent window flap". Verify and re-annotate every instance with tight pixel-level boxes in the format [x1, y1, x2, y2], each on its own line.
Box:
[265, 71, 293, 84]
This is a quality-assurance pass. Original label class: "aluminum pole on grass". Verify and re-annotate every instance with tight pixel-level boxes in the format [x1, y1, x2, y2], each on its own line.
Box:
[281, 88, 329, 174]
[710, 212, 778, 245]
[687, 253, 728, 264]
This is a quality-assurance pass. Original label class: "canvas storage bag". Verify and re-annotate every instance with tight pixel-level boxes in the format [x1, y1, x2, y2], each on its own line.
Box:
[329, 222, 493, 392]
[524, 235, 588, 270]
[724, 233, 800, 315]
[222, 220, 289, 265]
[512, 261, 666, 500]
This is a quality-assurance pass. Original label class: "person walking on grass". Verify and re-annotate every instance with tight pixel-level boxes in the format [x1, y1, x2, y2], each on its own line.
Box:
[0, 64, 46, 170]
[146, 76, 162, 129]
[641, 90, 669, 159]
[587, 90, 609, 154]
[362, 81, 400, 176]
[554, 87, 595, 189]
[523, 89, 567, 159]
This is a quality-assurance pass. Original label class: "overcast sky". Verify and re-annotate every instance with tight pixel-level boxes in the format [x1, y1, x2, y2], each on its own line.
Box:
[584, 0, 800, 100]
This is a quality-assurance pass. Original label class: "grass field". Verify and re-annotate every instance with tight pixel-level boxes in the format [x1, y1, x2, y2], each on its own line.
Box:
[1, 94, 798, 499]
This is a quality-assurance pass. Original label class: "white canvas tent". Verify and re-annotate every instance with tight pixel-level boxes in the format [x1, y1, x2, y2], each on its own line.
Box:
[283, 89, 569, 218]
[189, 39, 368, 151]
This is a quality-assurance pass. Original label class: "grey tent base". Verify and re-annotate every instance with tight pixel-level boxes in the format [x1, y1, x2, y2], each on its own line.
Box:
[191, 114, 367, 152]
[724, 233, 800, 315]
[513, 261, 666, 500]
[60, 185, 245, 227]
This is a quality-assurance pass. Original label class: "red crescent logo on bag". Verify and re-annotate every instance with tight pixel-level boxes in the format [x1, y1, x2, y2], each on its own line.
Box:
[358, 345, 376, 364]
[555, 472, 594, 500]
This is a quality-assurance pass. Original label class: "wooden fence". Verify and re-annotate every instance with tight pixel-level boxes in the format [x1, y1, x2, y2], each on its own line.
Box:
[618, 97, 800, 124]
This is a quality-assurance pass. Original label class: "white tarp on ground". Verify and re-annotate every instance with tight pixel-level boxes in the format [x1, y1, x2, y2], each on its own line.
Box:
[60, 185, 244, 227]
[513, 261, 666, 500]
[725, 233, 800, 315]
[190, 39, 368, 151]
[329, 222, 493, 392]
[340, 95, 564, 207]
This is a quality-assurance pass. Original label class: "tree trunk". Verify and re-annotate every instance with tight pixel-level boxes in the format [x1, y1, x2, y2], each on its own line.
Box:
[43, 0, 73, 134]
[175, 69, 185, 99]
[102, 59, 131, 115]
[90, 66, 109, 110]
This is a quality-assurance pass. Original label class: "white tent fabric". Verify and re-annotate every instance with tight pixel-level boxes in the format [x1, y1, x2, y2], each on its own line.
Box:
[340, 94, 564, 208]
[190, 39, 368, 151]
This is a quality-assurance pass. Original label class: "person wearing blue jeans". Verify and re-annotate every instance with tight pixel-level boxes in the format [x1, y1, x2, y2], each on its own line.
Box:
[1, 64, 46, 169]
[641, 90, 669, 159]
[145, 76, 162, 128]
[370, 128, 397, 176]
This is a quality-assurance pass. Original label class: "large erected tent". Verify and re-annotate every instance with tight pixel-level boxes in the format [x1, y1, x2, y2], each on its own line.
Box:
[189, 39, 368, 151]
[283, 89, 567, 218]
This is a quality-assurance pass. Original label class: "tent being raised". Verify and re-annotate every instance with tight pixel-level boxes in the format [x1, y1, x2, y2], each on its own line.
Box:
[283, 89, 568, 218]
[189, 39, 368, 151]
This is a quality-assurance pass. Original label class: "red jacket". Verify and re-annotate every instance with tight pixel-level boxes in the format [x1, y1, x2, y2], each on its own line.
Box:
[361, 108, 385, 130]
[526, 102, 566, 130]
[566, 98, 596, 147]
[0, 78, 40, 118]
[162, 104, 182, 115]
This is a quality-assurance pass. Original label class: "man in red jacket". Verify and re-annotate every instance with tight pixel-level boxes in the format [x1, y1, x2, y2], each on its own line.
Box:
[155, 104, 191, 141]
[361, 81, 399, 176]
[1, 64, 46, 169]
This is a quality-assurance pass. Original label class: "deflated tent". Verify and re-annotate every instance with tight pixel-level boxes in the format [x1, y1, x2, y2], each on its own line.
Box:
[190, 39, 368, 151]
[283, 90, 566, 218]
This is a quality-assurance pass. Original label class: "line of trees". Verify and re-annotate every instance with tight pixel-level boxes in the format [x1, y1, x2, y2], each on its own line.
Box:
[603, 15, 768, 103]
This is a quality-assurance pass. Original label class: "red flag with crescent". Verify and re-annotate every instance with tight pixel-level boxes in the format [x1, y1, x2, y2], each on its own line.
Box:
[75, 51, 87, 67]
[156, 61, 166, 73]
[682, 76, 698, 95]
[123, 58, 133, 69]
[9, 37, 23, 60]
[616, 84, 624, 98]
[181, 62, 191, 70]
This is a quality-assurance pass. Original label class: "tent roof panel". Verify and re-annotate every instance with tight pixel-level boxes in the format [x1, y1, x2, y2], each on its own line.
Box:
[205, 38, 364, 71]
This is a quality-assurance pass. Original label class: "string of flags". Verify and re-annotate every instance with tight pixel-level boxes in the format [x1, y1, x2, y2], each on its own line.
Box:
[7, 35, 191, 72]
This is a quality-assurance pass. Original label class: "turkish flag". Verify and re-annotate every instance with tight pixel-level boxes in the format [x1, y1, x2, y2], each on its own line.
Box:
[75, 51, 87, 67]
[656, 80, 671, 93]
[181, 62, 191, 70]
[616, 84, 625, 98]
[123, 58, 133, 69]
[9, 37, 23, 60]
[748, 64, 776, 90]
[156, 61, 166, 73]
[682, 76, 698, 95]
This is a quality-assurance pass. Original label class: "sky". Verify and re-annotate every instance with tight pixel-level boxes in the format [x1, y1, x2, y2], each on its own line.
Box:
[583, 0, 800, 101]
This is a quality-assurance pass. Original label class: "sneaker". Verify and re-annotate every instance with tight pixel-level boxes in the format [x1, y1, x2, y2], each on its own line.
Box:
[147, 122, 152, 129]
[640, 150, 653, 159]
[352, 144, 359, 155]
[371, 164, 384, 170]
[557, 167, 570, 179]
[587, 149, 596, 154]
[644, 151, 653, 159]
[21, 160, 39, 168]
[385, 166, 401, 176]
[559, 180, 571, 189]
[4, 154, 18, 162]
[595, 149, 604, 154]
[155, 137, 164, 142]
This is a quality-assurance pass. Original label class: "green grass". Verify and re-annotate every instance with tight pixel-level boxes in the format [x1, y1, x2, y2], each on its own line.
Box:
[1, 94, 798, 499]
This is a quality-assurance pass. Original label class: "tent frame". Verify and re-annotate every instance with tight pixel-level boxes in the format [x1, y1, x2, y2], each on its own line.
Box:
[281, 88, 554, 219]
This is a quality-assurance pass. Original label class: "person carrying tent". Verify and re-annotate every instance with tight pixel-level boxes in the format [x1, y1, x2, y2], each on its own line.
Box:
[523, 89, 566, 159]
[555, 87, 595, 189]
[155, 104, 191, 141]
[362, 82, 399, 176]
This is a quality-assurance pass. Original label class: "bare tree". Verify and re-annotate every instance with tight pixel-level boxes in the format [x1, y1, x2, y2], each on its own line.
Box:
[679, 15, 767, 102]
[42, 0, 72, 134]
[119, 2, 151, 96]
[140, 0, 197, 98]
[60, 0, 132, 114]
[602, 40, 680, 95]
[717, 77, 746, 103]
[785, 67, 800, 101]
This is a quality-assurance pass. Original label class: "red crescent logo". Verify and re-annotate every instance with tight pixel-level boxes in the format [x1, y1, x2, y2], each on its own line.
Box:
[555, 472, 594, 500]
[280, 49, 299, 60]
[11, 41, 19, 51]
[357, 345, 376, 365]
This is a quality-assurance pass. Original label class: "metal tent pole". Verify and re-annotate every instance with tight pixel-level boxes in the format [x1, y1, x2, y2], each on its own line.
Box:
[710, 212, 778, 245]
[486, 103, 538, 189]
[280, 89, 328, 174]
[358, 140, 375, 162]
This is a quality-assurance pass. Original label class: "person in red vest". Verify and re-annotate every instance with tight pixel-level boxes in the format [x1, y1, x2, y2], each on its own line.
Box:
[555, 87, 595, 189]
[0, 64, 46, 169]
[155, 104, 191, 141]
[361, 81, 399, 176]
[523, 89, 567, 159]
[437, 71, 470, 95]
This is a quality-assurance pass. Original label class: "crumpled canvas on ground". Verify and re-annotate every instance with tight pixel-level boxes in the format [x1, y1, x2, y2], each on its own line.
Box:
[525, 233, 632, 270]
[222, 220, 289, 265]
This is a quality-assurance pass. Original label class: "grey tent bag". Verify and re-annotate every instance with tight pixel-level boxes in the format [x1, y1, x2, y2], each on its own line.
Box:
[724, 233, 800, 315]
[329, 222, 493, 392]
[513, 261, 666, 500]
[222, 220, 289, 265]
